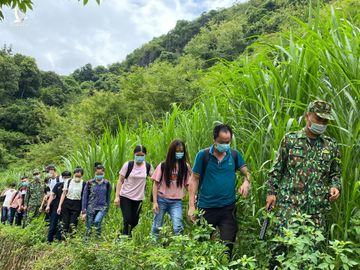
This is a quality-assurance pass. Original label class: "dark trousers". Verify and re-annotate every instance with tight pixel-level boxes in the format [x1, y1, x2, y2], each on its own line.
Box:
[120, 196, 142, 235]
[61, 198, 81, 234]
[1, 207, 9, 224]
[8, 207, 17, 225]
[48, 206, 62, 242]
[15, 210, 23, 226]
[200, 203, 238, 257]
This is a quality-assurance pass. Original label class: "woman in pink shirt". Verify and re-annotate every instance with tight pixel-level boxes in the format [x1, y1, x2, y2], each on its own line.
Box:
[115, 145, 152, 236]
[151, 139, 191, 240]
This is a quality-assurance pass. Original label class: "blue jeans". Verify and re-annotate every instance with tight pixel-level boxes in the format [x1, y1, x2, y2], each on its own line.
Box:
[85, 210, 106, 238]
[47, 207, 62, 243]
[1, 207, 9, 224]
[151, 196, 183, 239]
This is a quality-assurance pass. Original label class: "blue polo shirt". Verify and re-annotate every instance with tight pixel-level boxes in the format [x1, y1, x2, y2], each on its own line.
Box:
[192, 145, 246, 208]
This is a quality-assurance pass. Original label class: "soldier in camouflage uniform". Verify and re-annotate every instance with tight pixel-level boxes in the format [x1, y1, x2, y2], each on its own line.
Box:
[266, 100, 341, 229]
[24, 169, 44, 226]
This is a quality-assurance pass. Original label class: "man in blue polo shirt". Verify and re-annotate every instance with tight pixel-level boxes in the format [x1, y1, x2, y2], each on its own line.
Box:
[188, 124, 250, 256]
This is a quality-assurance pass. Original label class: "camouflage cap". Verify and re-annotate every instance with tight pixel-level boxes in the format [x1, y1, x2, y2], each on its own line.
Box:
[32, 169, 41, 175]
[307, 100, 334, 120]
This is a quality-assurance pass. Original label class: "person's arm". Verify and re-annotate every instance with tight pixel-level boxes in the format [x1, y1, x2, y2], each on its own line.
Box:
[39, 194, 47, 212]
[45, 192, 55, 213]
[152, 181, 159, 214]
[329, 143, 341, 201]
[238, 166, 251, 197]
[105, 182, 111, 212]
[151, 164, 163, 214]
[187, 173, 200, 222]
[266, 136, 288, 208]
[81, 182, 89, 214]
[114, 175, 125, 207]
[57, 190, 67, 215]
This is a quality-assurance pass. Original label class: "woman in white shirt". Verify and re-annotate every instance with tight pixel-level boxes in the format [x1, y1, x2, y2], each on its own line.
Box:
[57, 167, 86, 235]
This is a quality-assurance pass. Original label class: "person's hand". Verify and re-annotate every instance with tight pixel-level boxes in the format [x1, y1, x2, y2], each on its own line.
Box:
[23, 206, 28, 211]
[238, 180, 250, 197]
[39, 206, 43, 212]
[45, 206, 50, 214]
[330, 187, 340, 202]
[81, 213, 86, 221]
[266, 195, 276, 208]
[57, 207, 61, 215]
[114, 197, 120, 207]
[152, 202, 159, 214]
[187, 206, 196, 223]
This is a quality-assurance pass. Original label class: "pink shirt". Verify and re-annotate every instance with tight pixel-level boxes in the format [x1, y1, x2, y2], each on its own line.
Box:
[152, 163, 191, 200]
[9, 191, 21, 209]
[119, 161, 153, 201]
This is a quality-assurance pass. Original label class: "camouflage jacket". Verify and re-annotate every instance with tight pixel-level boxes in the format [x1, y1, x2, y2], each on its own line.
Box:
[25, 180, 43, 207]
[267, 129, 341, 215]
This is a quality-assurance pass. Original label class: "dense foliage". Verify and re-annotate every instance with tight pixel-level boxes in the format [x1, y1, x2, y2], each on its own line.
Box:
[0, 0, 359, 269]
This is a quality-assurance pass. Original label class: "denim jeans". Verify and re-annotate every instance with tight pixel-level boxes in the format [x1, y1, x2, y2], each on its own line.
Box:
[8, 207, 17, 225]
[47, 207, 62, 243]
[1, 207, 9, 224]
[151, 196, 183, 239]
[85, 210, 106, 238]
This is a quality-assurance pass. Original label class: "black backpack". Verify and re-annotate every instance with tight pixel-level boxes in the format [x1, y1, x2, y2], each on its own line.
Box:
[199, 148, 239, 187]
[124, 161, 151, 179]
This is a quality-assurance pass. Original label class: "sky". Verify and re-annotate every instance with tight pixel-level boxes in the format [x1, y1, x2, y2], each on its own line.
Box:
[0, 0, 246, 75]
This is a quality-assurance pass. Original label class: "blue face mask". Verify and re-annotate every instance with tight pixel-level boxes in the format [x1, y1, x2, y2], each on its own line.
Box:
[21, 182, 28, 187]
[95, 175, 104, 181]
[309, 120, 327, 135]
[216, 143, 230, 153]
[134, 155, 145, 163]
[175, 152, 184, 159]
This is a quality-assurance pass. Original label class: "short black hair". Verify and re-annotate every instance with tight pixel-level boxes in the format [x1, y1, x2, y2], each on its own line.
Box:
[134, 145, 147, 155]
[74, 166, 84, 176]
[213, 124, 233, 140]
[61, 171, 72, 177]
[10, 182, 16, 188]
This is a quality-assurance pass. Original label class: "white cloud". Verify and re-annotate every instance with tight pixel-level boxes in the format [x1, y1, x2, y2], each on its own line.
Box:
[0, 0, 248, 75]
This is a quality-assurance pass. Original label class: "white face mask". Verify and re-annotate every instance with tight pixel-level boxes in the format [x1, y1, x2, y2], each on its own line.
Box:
[309, 120, 327, 135]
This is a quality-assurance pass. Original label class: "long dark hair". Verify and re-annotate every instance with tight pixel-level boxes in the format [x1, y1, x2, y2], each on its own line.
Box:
[163, 139, 189, 188]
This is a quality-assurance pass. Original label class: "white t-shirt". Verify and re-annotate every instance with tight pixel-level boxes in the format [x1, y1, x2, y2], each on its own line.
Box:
[48, 176, 63, 192]
[63, 179, 83, 200]
[3, 189, 17, 208]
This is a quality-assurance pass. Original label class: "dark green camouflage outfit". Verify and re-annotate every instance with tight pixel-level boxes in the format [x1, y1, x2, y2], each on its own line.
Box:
[24, 180, 43, 226]
[268, 101, 341, 229]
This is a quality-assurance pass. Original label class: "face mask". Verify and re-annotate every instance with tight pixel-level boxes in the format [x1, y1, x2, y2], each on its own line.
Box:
[309, 120, 327, 135]
[216, 143, 230, 153]
[95, 175, 104, 181]
[34, 175, 40, 180]
[21, 182, 28, 187]
[134, 155, 145, 163]
[74, 177, 82, 182]
[175, 152, 184, 159]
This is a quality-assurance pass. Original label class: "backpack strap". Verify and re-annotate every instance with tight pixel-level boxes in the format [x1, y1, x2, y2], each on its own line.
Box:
[145, 162, 151, 177]
[10, 191, 19, 205]
[67, 179, 72, 190]
[124, 161, 134, 179]
[200, 148, 239, 186]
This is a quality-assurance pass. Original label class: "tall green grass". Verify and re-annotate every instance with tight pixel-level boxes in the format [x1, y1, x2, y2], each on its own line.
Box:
[61, 4, 359, 249]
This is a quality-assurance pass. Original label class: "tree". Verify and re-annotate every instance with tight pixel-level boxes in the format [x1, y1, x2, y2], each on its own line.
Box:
[13, 54, 41, 98]
[0, 54, 20, 103]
